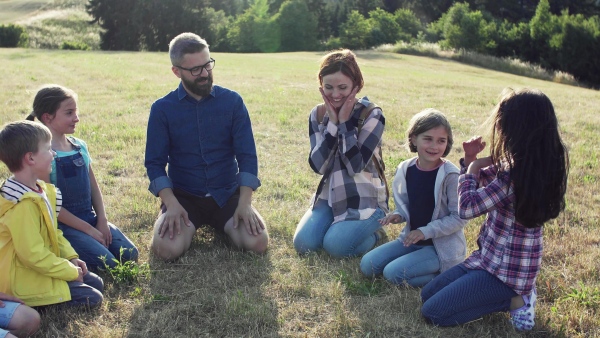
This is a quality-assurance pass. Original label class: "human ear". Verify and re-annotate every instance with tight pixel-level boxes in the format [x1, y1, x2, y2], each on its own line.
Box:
[41, 113, 53, 124]
[24, 152, 34, 165]
[171, 66, 182, 78]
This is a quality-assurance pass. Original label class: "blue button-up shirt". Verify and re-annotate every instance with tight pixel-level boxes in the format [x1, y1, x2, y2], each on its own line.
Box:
[144, 83, 260, 207]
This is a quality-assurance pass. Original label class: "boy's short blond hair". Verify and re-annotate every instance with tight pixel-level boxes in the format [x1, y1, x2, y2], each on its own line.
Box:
[0, 120, 52, 173]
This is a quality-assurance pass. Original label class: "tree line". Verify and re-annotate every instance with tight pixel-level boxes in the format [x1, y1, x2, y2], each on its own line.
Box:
[77, 0, 600, 86]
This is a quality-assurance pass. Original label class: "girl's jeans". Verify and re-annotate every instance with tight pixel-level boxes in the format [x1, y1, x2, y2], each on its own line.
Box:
[59, 218, 138, 271]
[293, 200, 385, 257]
[421, 264, 517, 326]
[361, 241, 440, 287]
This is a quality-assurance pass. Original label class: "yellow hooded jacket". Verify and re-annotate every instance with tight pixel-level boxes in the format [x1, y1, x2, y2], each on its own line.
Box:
[0, 179, 79, 306]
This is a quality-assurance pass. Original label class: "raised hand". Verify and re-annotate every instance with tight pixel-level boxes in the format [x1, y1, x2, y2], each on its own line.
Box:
[319, 87, 339, 124]
[463, 135, 486, 166]
[338, 86, 359, 123]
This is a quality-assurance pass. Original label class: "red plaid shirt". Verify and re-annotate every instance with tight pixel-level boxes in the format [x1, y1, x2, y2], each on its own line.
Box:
[458, 164, 542, 295]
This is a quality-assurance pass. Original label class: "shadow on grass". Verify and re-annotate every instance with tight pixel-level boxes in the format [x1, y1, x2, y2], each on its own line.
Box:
[124, 228, 278, 337]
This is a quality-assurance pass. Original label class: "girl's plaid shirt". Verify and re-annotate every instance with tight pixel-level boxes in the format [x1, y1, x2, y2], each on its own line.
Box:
[458, 164, 542, 295]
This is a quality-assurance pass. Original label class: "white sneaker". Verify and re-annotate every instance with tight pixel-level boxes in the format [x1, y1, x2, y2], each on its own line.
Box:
[509, 287, 537, 331]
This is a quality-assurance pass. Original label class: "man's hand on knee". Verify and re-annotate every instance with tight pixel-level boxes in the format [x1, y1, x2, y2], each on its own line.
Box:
[159, 202, 192, 239]
[233, 203, 265, 236]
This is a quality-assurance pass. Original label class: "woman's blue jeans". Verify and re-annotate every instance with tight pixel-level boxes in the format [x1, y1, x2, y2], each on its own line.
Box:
[420, 264, 517, 326]
[361, 240, 440, 287]
[293, 200, 385, 258]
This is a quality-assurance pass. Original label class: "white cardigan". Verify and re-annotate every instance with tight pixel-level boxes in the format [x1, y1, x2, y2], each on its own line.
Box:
[391, 157, 468, 272]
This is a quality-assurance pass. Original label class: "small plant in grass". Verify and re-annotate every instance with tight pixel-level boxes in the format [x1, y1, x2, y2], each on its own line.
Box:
[101, 248, 149, 284]
[562, 282, 600, 309]
[335, 270, 384, 296]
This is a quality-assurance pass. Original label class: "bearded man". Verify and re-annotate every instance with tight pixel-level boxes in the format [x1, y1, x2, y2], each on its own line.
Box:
[144, 32, 269, 260]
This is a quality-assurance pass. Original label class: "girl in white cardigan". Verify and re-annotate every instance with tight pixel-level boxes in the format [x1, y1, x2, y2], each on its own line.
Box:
[360, 109, 467, 287]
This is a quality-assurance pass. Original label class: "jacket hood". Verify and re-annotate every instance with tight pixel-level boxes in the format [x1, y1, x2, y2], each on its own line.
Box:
[0, 179, 55, 218]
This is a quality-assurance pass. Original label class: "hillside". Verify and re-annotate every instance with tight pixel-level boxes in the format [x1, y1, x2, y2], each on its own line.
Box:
[0, 0, 51, 23]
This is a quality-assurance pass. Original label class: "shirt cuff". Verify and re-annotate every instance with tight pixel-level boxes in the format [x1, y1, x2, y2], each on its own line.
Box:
[337, 120, 353, 135]
[458, 173, 477, 184]
[237, 172, 261, 191]
[326, 120, 338, 136]
[459, 158, 468, 174]
[148, 176, 173, 196]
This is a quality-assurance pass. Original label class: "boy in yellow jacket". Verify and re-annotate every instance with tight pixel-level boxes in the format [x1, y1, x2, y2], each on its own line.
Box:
[0, 121, 103, 310]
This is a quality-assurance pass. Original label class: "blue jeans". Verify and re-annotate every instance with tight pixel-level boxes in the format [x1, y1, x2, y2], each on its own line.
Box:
[421, 264, 517, 326]
[60, 221, 138, 272]
[66, 271, 104, 308]
[361, 241, 440, 287]
[0, 300, 19, 337]
[293, 200, 385, 257]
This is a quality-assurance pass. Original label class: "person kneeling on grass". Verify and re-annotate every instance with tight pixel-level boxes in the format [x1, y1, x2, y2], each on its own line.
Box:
[420, 88, 569, 331]
[293, 49, 389, 258]
[145, 32, 269, 260]
[0, 121, 103, 311]
[360, 109, 467, 287]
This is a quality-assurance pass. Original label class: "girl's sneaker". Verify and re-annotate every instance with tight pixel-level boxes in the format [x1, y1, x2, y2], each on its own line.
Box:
[509, 287, 537, 331]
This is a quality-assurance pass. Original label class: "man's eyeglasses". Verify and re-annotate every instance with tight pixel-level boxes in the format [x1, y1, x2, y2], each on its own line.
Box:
[175, 58, 216, 76]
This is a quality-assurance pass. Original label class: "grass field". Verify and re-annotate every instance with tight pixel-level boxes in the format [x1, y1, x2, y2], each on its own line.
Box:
[0, 48, 599, 337]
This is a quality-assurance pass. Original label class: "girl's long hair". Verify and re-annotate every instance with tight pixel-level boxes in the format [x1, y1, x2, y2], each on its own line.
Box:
[489, 88, 569, 228]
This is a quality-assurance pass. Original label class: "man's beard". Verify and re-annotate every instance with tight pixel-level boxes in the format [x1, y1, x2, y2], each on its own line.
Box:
[183, 73, 213, 97]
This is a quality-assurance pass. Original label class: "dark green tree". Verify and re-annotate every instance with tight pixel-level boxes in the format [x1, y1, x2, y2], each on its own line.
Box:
[86, 0, 140, 50]
[368, 8, 401, 45]
[340, 10, 372, 49]
[208, 0, 247, 16]
[394, 8, 423, 40]
[550, 12, 600, 85]
[278, 0, 318, 51]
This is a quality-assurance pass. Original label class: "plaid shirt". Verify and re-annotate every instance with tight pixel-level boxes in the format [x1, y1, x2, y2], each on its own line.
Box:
[458, 164, 542, 295]
[308, 97, 388, 224]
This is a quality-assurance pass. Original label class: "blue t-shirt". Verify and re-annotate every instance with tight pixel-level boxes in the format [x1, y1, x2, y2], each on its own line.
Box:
[50, 137, 92, 185]
[406, 163, 439, 246]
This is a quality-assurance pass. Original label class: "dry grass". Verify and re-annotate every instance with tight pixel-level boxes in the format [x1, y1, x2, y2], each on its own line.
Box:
[0, 49, 599, 337]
